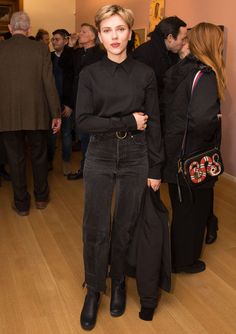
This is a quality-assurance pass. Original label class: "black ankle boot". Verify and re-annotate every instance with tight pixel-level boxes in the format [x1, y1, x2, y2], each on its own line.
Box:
[80, 289, 100, 331]
[110, 279, 126, 317]
[206, 215, 218, 244]
[172, 260, 206, 274]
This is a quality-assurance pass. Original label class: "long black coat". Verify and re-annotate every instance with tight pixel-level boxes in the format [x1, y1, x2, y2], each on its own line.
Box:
[126, 188, 171, 308]
[160, 55, 221, 185]
[133, 28, 179, 97]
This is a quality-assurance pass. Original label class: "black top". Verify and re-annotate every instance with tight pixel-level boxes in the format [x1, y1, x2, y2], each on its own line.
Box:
[76, 56, 164, 179]
[160, 55, 221, 185]
[51, 53, 63, 106]
[133, 29, 179, 97]
[51, 49, 74, 109]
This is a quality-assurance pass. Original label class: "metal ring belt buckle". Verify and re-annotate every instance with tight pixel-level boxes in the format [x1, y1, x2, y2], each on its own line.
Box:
[116, 131, 127, 139]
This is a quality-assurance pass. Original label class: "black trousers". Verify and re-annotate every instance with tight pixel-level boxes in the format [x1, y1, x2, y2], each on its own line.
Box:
[83, 132, 148, 292]
[2, 130, 49, 211]
[168, 184, 213, 267]
[0, 134, 7, 165]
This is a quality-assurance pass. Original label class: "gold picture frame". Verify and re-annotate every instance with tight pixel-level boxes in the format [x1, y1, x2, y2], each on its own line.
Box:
[148, 0, 165, 34]
[0, 0, 21, 33]
[133, 28, 147, 48]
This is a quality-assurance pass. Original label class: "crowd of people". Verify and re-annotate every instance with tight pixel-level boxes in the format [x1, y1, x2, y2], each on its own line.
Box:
[0, 4, 225, 331]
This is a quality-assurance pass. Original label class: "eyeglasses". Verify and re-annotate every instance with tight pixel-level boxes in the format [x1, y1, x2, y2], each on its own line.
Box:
[51, 37, 65, 42]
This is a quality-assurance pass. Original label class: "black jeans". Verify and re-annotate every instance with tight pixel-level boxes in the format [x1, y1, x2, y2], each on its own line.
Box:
[2, 130, 49, 211]
[83, 132, 148, 292]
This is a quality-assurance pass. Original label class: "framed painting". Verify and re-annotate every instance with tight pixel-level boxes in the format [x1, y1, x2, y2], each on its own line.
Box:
[133, 28, 147, 48]
[0, 0, 21, 33]
[148, 0, 165, 34]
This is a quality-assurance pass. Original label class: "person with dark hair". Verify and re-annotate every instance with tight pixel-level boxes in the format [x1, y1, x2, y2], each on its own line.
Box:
[35, 28, 50, 46]
[48, 28, 74, 175]
[1, 31, 12, 40]
[61, 23, 105, 180]
[127, 30, 136, 53]
[0, 12, 61, 215]
[133, 16, 187, 96]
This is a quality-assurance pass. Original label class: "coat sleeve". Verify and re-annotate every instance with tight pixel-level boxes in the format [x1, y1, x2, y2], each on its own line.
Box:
[42, 45, 61, 118]
[188, 71, 220, 144]
[145, 70, 164, 179]
[76, 69, 137, 133]
[133, 44, 152, 67]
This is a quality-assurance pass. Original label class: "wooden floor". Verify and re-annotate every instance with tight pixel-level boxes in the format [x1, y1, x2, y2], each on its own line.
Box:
[0, 151, 236, 334]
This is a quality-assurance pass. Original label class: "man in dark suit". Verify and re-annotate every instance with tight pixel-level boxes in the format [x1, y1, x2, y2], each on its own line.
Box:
[0, 11, 61, 216]
[60, 23, 105, 180]
[48, 28, 73, 175]
[133, 16, 187, 97]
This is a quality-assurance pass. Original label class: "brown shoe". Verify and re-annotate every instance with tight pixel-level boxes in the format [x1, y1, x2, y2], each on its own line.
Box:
[35, 200, 49, 209]
[11, 203, 29, 216]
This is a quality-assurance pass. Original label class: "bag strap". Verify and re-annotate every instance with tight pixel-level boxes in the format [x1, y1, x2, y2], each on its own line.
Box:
[180, 70, 203, 158]
[191, 70, 203, 95]
[177, 70, 203, 203]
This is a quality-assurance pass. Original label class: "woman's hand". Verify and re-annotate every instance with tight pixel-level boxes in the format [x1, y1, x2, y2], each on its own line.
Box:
[133, 112, 148, 131]
[147, 178, 161, 192]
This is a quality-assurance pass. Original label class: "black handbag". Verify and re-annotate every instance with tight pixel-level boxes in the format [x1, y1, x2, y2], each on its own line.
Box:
[177, 70, 224, 202]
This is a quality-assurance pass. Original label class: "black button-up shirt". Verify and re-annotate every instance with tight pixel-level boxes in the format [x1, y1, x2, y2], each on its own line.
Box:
[76, 56, 164, 179]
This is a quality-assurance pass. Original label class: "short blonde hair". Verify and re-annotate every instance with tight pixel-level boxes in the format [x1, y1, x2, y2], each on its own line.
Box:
[95, 4, 134, 31]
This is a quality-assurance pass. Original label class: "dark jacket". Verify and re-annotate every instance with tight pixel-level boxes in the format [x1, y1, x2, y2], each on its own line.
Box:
[0, 34, 60, 132]
[133, 28, 179, 97]
[160, 55, 221, 185]
[59, 45, 105, 108]
[126, 188, 171, 308]
[51, 49, 73, 108]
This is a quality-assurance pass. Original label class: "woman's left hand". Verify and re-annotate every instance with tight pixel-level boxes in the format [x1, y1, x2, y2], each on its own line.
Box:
[147, 178, 161, 192]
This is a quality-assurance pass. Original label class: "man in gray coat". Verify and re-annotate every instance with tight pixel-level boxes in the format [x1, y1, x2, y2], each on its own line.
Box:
[0, 11, 61, 216]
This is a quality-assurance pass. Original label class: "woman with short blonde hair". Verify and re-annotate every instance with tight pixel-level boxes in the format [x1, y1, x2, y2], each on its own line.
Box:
[95, 4, 134, 31]
[77, 3, 163, 330]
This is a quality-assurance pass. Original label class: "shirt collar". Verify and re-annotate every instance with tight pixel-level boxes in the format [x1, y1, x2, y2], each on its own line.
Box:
[102, 55, 133, 75]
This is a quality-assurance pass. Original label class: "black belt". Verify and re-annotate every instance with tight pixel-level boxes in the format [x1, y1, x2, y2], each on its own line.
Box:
[115, 131, 128, 139]
[93, 131, 142, 140]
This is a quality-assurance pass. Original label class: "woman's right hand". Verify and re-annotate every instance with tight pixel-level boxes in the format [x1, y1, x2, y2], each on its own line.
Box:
[133, 112, 148, 131]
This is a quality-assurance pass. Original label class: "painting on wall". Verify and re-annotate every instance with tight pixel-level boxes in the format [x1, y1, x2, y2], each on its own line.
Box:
[0, 4, 13, 31]
[133, 28, 147, 48]
[0, 0, 21, 33]
[148, 0, 165, 34]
